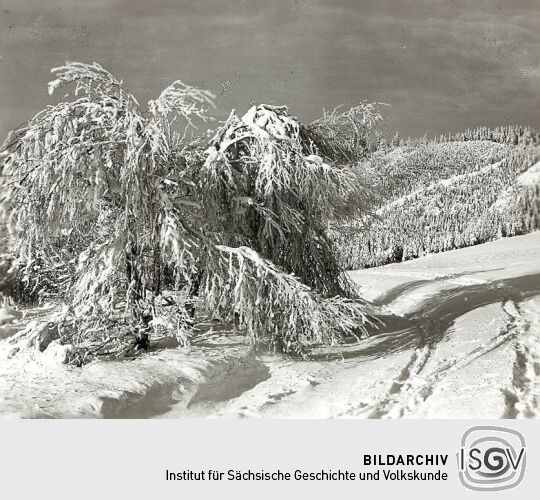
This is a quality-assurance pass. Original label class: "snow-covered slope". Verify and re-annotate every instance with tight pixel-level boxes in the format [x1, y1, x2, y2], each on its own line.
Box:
[164, 233, 539, 419]
[339, 142, 540, 269]
[518, 161, 540, 186]
[1, 233, 539, 418]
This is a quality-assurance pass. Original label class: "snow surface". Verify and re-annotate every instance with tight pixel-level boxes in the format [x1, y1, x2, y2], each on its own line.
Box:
[1, 232, 539, 418]
[517, 161, 540, 186]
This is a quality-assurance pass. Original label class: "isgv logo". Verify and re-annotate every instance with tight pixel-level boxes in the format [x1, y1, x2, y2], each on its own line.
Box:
[457, 426, 526, 491]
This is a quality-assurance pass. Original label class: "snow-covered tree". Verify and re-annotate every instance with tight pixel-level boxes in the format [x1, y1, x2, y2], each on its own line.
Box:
[304, 101, 385, 162]
[1, 63, 375, 361]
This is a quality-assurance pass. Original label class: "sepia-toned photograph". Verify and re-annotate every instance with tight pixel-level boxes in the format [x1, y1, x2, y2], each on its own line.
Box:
[0, 0, 539, 419]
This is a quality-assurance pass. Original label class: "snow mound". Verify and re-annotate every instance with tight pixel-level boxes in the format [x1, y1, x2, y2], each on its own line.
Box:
[241, 104, 301, 140]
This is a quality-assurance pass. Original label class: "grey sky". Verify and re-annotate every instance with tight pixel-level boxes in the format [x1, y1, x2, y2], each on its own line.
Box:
[1, 0, 539, 141]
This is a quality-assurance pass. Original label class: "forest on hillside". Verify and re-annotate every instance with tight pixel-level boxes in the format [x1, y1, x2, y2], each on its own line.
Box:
[337, 136, 540, 269]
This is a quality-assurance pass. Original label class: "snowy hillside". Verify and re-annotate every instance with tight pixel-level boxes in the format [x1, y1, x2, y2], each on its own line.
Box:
[2, 232, 539, 418]
[339, 141, 540, 268]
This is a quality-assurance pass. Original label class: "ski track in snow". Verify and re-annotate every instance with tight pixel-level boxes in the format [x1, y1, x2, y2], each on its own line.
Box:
[356, 300, 520, 419]
[506, 297, 540, 418]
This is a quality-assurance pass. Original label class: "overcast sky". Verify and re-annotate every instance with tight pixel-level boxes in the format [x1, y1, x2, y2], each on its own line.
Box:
[1, 0, 539, 140]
